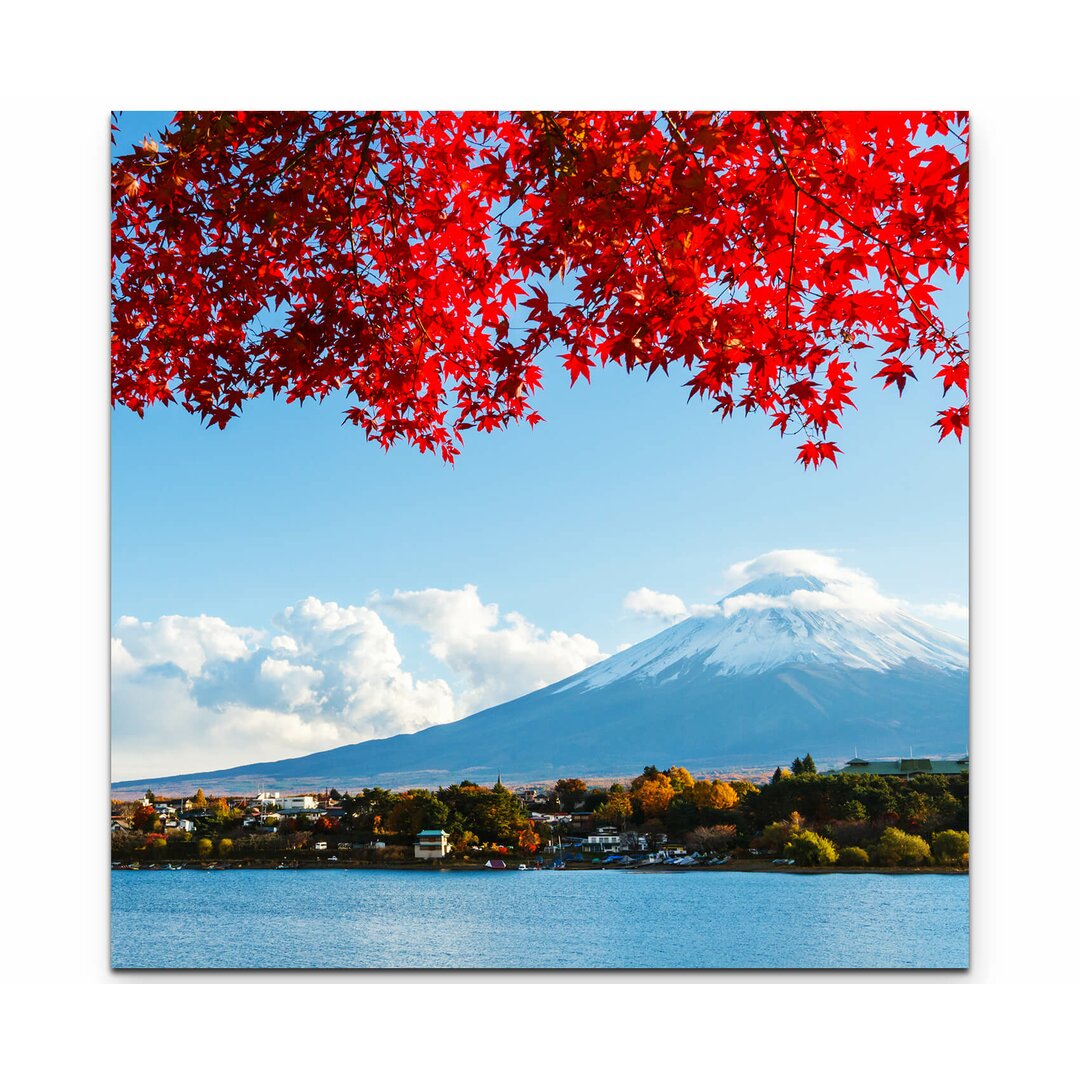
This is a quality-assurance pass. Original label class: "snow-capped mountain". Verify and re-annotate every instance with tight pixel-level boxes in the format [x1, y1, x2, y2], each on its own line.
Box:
[115, 570, 969, 793]
[564, 572, 967, 686]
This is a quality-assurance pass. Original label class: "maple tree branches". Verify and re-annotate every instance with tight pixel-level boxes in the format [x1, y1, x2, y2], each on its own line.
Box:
[112, 110, 969, 465]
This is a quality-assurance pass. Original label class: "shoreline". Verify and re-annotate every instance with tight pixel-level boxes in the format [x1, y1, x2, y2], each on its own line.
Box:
[112, 859, 967, 876]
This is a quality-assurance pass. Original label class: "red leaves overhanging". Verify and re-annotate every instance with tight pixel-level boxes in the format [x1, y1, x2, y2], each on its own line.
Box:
[111, 110, 969, 467]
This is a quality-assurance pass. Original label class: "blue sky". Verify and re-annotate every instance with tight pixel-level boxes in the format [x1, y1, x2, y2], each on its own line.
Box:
[111, 111, 968, 776]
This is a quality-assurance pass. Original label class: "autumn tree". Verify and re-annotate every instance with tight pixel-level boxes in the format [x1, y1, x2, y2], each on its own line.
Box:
[633, 776, 676, 818]
[664, 766, 696, 794]
[132, 804, 159, 833]
[762, 820, 794, 854]
[594, 786, 633, 829]
[874, 827, 931, 867]
[931, 829, 969, 865]
[515, 822, 541, 854]
[784, 830, 838, 866]
[112, 111, 968, 468]
[837, 845, 870, 866]
[692, 779, 739, 811]
[447, 825, 479, 851]
[191, 788, 207, 809]
[686, 824, 737, 853]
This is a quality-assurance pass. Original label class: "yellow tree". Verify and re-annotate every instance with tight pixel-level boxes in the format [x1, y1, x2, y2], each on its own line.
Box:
[595, 789, 633, 828]
[634, 777, 675, 818]
[665, 767, 696, 794]
[692, 780, 739, 811]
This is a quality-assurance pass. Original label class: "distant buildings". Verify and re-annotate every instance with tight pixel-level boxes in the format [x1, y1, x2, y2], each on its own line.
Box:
[279, 795, 319, 813]
[830, 756, 969, 777]
[582, 828, 622, 855]
[414, 830, 451, 860]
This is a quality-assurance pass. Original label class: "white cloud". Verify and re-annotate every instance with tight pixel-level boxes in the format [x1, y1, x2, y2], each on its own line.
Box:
[374, 584, 606, 717]
[112, 589, 604, 779]
[726, 549, 858, 588]
[623, 586, 718, 625]
[720, 549, 902, 617]
[114, 613, 260, 676]
[629, 549, 967, 629]
[915, 601, 969, 621]
[258, 656, 324, 710]
[623, 587, 688, 623]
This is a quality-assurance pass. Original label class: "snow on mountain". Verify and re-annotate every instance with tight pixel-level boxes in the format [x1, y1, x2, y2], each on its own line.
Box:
[570, 570, 967, 686]
[562, 571, 968, 688]
[114, 566, 969, 793]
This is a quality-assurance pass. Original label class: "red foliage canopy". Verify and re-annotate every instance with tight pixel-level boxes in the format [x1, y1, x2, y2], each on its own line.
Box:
[112, 110, 969, 466]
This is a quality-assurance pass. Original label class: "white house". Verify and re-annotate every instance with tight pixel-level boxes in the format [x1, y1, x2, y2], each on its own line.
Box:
[279, 795, 318, 813]
[583, 831, 623, 854]
[414, 830, 451, 859]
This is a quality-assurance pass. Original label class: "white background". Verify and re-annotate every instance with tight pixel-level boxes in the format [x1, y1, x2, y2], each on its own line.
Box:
[2, 1, 1076, 1070]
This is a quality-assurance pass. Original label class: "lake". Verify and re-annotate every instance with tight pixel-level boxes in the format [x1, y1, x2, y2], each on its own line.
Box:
[111, 868, 968, 969]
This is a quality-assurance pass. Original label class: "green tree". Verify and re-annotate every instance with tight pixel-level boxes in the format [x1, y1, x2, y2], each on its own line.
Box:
[931, 830, 969, 865]
[874, 827, 931, 867]
[837, 846, 870, 866]
[386, 789, 449, 836]
[762, 821, 793, 854]
[552, 778, 588, 811]
[784, 830, 837, 866]
[595, 789, 633, 828]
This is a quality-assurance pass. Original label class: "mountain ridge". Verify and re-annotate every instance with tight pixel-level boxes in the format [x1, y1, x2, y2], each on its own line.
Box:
[113, 570, 969, 793]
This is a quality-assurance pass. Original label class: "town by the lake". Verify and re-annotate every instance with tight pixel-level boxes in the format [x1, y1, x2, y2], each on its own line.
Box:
[111, 754, 969, 874]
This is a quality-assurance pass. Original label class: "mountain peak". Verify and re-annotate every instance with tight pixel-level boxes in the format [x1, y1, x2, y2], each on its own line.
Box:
[559, 572, 967, 691]
[724, 572, 827, 600]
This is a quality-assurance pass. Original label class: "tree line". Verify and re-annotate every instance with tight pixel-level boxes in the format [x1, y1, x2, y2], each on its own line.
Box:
[112, 759, 968, 868]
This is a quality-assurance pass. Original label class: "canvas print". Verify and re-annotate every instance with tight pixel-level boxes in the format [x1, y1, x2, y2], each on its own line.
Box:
[110, 110, 969, 969]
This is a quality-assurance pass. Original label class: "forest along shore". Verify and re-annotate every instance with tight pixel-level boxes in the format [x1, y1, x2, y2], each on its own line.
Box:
[111, 759, 970, 874]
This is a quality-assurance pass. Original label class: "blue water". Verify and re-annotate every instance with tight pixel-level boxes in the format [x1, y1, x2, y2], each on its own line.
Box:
[111, 869, 968, 969]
